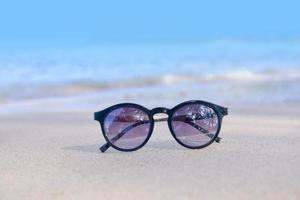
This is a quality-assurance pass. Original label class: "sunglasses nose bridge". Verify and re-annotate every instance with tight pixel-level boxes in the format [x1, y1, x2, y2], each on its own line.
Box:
[150, 107, 170, 115]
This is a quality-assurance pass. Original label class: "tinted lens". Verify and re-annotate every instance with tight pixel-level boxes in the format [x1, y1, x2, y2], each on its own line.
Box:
[104, 106, 151, 150]
[171, 103, 219, 147]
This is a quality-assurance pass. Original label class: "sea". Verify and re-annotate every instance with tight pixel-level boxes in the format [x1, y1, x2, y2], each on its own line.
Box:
[0, 41, 300, 112]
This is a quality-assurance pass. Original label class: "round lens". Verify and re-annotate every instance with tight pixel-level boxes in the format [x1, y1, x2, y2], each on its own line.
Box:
[170, 103, 219, 148]
[103, 106, 151, 150]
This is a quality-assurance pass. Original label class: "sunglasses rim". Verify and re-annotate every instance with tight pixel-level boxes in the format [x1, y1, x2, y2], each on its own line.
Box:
[167, 101, 222, 149]
[101, 104, 155, 152]
[95, 100, 227, 152]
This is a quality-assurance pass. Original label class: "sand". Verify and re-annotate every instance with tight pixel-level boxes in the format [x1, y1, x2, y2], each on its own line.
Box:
[0, 103, 300, 200]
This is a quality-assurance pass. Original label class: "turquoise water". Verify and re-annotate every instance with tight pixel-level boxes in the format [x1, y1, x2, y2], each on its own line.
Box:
[0, 41, 300, 104]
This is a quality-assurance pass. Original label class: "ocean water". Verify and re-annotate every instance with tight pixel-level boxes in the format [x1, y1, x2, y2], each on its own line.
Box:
[0, 41, 300, 111]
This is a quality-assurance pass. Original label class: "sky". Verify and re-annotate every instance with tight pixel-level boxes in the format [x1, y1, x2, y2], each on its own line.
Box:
[0, 0, 299, 50]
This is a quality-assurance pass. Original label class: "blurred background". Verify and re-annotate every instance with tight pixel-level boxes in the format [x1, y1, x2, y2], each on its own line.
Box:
[0, 0, 300, 112]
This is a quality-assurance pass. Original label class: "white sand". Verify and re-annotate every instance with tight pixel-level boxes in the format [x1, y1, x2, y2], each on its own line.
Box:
[0, 105, 300, 200]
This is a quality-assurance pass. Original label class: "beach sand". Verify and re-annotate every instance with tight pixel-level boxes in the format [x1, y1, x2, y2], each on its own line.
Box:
[0, 103, 300, 200]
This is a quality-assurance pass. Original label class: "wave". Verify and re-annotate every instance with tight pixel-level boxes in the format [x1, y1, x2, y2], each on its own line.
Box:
[0, 68, 299, 103]
[204, 69, 300, 81]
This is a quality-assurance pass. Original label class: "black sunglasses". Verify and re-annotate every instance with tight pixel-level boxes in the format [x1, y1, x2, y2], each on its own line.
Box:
[94, 100, 228, 153]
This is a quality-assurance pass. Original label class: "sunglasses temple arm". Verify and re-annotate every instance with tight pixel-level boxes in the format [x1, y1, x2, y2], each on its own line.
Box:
[183, 120, 222, 143]
[99, 120, 148, 153]
[100, 143, 110, 153]
[157, 117, 221, 143]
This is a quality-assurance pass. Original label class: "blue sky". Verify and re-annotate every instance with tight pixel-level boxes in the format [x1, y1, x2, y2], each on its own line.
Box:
[0, 0, 299, 49]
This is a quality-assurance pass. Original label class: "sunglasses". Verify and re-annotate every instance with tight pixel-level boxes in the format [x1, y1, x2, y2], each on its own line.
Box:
[94, 100, 228, 152]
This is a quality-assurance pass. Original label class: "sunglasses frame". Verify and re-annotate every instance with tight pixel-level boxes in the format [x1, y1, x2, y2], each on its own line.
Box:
[94, 100, 228, 152]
